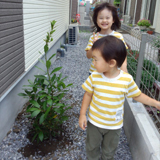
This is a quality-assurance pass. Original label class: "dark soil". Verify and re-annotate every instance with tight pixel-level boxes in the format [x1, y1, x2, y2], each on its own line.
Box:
[15, 102, 73, 158]
[18, 132, 73, 157]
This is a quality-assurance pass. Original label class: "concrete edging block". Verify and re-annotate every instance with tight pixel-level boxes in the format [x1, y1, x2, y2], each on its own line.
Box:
[124, 98, 160, 160]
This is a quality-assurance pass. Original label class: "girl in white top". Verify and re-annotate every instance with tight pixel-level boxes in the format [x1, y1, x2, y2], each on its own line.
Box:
[85, 2, 128, 74]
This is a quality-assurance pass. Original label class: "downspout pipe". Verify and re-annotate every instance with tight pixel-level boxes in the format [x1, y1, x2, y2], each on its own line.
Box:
[133, 0, 137, 25]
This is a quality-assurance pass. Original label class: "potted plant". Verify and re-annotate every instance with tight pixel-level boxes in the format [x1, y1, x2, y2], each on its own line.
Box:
[147, 26, 155, 35]
[137, 19, 151, 31]
[71, 18, 77, 23]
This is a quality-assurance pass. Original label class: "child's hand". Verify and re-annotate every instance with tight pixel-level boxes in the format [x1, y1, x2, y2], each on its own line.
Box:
[93, 32, 99, 44]
[155, 101, 160, 110]
[79, 114, 87, 130]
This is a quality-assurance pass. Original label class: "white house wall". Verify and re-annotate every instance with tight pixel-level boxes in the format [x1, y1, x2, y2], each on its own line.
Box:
[154, 0, 160, 33]
[23, 0, 69, 70]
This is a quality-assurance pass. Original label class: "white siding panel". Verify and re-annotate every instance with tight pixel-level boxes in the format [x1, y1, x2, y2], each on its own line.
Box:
[23, 0, 69, 70]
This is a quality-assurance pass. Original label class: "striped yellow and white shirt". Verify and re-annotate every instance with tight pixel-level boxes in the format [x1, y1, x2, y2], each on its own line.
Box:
[82, 70, 141, 130]
[85, 31, 128, 73]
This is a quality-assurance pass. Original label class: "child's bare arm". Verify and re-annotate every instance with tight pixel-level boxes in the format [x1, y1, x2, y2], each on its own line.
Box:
[133, 93, 160, 110]
[86, 49, 92, 59]
[121, 57, 128, 73]
[79, 91, 93, 130]
[86, 32, 99, 59]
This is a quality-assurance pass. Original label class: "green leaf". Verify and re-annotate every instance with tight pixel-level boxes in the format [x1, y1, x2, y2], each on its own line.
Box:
[32, 133, 38, 142]
[43, 101, 47, 110]
[39, 94, 47, 99]
[18, 93, 27, 97]
[58, 93, 65, 100]
[58, 82, 66, 88]
[48, 54, 56, 61]
[50, 30, 55, 35]
[38, 131, 44, 141]
[61, 76, 68, 82]
[47, 95, 51, 99]
[27, 107, 40, 112]
[51, 74, 56, 82]
[23, 84, 34, 88]
[39, 114, 45, 124]
[44, 80, 49, 85]
[51, 67, 62, 74]
[38, 59, 45, 65]
[47, 99, 53, 106]
[66, 83, 73, 87]
[51, 20, 56, 26]
[31, 110, 41, 117]
[48, 88, 52, 94]
[35, 66, 46, 73]
[33, 87, 37, 93]
[61, 116, 68, 121]
[34, 75, 47, 80]
[46, 60, 51, 69]
[28, 79, 34, 85]
[29, 100, 40, 108]
[44, 44, 49, 53]
[56, 103, 64, 107]
[54, 108, 61, 114]
[39, 51, 42, 55]
[44, 106, 51, 117]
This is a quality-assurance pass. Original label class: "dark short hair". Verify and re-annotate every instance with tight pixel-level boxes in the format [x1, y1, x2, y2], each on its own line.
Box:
[92, 36, 127, 67]
[92, 2, 121, 32]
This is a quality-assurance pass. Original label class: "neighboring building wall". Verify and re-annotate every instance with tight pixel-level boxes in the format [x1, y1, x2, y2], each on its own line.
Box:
[129, 0, 136, 23]
[23, 0, 69, 70]
[135, 0, 142, 23]
[71, 0, 78, 19]
[109, 0, 114, 5]
[120, 0, 125, 15]
[0, 0, 25, 97]
[154, 0, 160, 33]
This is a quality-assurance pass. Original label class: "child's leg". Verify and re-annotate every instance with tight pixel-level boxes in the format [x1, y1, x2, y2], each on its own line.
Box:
[101, 128, 121, 160]
[86, 121, 103, 160]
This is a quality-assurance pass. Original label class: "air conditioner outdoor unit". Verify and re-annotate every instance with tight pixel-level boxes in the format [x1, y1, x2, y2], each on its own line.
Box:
[68, 24, 78, 45]
[123, 15, 130, 24]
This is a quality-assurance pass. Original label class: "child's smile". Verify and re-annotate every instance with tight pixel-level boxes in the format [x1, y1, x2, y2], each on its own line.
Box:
[97, 8, 114, 34]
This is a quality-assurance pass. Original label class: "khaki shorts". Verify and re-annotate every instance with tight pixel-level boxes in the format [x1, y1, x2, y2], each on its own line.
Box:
[86, 121, 121, 160]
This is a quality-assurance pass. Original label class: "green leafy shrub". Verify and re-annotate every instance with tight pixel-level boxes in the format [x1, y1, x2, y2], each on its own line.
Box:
[127, 50, 159, 88]
[18, 20, 73, 142]
[137, 19, 151, 27]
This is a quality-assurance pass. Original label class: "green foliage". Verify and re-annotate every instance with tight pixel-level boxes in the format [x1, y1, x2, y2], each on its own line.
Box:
[18, 20, 73, 142]
[127, 50, 159, 88]
[152, 36, 160, 49]
[71, 18, 77, 23]
[128, 24, 133, 27]
[137, 19, 151, 27]
[114, 0, 120, 5]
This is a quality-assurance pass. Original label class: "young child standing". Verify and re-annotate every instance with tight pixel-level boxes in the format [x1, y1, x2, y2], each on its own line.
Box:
[86, 2, 128, 74]
[79, 36, 160, 160]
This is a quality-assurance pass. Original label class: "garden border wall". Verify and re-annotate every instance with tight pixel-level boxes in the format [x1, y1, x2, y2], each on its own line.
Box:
[124, 98, 160, 160]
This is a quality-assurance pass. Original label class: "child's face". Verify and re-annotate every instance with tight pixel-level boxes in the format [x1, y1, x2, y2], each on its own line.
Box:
[97, 8, 114, 31]
[92, 49, 110, 73]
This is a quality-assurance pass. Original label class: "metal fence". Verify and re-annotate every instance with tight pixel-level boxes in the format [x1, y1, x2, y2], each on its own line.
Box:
[121, 25, 160, 133]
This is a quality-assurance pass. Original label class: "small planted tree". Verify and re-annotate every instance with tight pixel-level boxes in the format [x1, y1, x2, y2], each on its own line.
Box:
[18, 20, 72, 142]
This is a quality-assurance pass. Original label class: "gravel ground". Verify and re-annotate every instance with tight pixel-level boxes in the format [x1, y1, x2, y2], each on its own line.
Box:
[0, 32, 133, 160]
